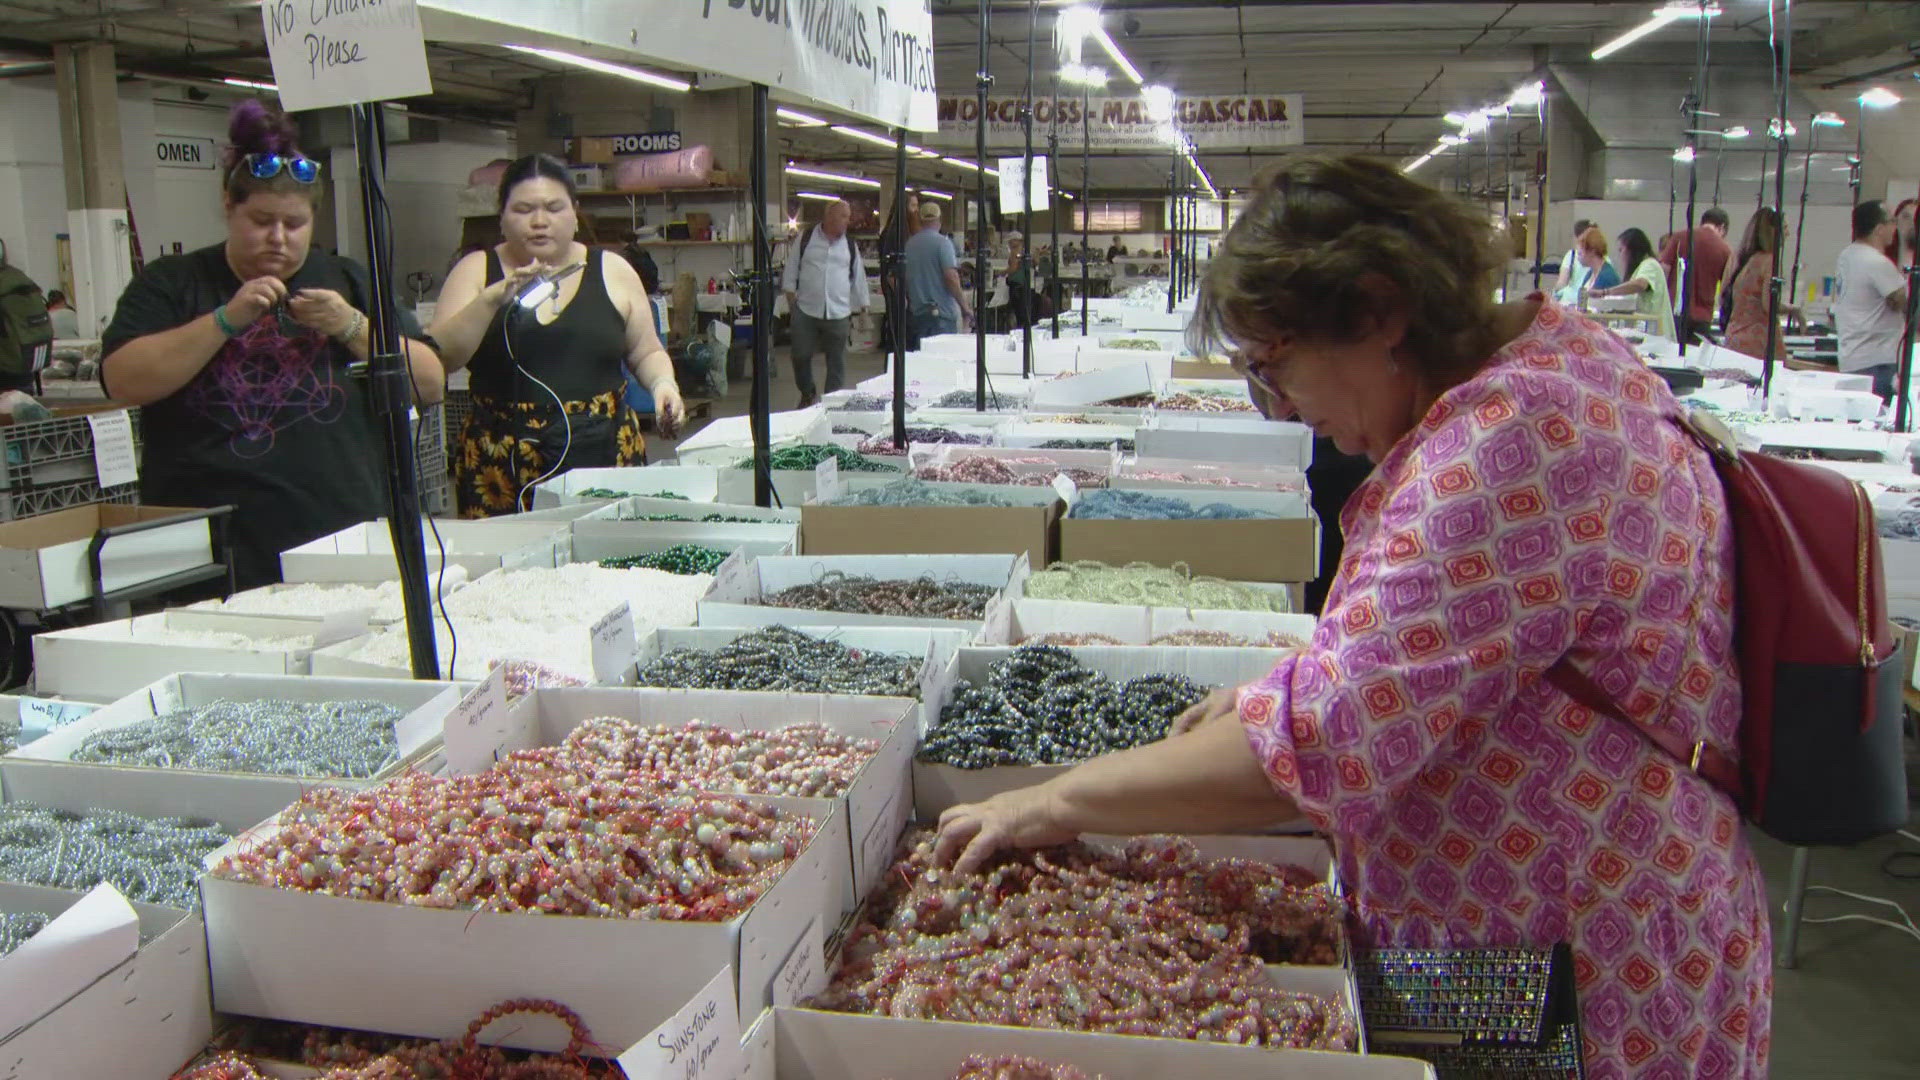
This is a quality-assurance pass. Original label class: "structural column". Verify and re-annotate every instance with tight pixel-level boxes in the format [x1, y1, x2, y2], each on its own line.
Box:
[54, 41, 131, 338]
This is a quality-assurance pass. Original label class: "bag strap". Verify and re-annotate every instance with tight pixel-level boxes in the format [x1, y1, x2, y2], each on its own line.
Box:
[1544, 657, 1744, 798]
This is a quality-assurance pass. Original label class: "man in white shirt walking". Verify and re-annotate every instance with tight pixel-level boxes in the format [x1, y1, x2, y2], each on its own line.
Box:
[1835, 200, 1912, 402]
[781, 198, 870, 408]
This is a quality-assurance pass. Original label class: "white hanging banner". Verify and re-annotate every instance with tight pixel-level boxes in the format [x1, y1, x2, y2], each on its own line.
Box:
[419, 0, 937, 132]
[261, 0, 435, 113]
[996, 156, 1051, 214]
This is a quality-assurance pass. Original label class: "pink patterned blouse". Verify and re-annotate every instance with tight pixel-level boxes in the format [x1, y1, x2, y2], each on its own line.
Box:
[1239, 300, 1770, 1078]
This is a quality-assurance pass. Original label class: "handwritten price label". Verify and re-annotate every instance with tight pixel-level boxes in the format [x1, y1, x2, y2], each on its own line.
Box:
[814, 457, 842, 503]
[441, 662, 510, 775]
[590, 603, 638, 685]
[617, 966, 742, 1080]
[771, 918, 827, 1008]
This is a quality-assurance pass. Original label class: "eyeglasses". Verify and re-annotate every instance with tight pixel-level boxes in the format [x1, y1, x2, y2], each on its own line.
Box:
[239, 153, 321, 184]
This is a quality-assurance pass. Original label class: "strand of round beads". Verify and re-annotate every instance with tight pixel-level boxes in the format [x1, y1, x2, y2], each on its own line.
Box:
[1034, 438, 1134, 453]
[920, 645, 1209, 768]
[1024, 561, 1291, 613]
[857, 428, 994, 456]
[763, 572, 999, 621]
[949, 1055, 1096, 1080]
[825, 479, 1022, 508]
[813, 834, 1354, 1049]
[1155, 391, 1258, 413]
[1120, 468, 1302, 491]
[832, 393, 893, 411]
[0, 803, 232, 908]
[1068, 489, 1272, 521]
[1016, 632, 1127, 647]
[1098, 393, 1156, 408]
[599, 544, 734, 575]
[0, 721, 17, 755]
[913, 457, 1107, 489]
[1149, 629, 1308, 648]
[558, 717, 878, 798]
[576, 488, 691, 500]
[0, 910, 50, 956]
[71, 699, 404, 779]
[932, 389, 1023, 410]
[490, 659, 588, 700]
[636, 625, 923, 697]
[738, 444, 902, 472]
[212, 762, 812, 919]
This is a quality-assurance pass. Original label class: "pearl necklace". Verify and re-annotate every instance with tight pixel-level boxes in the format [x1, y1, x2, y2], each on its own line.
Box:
[0, 910, 49, 956]
[71, 698, 404, 779]
[814, 834, 1353, 1050]
[214, 757, 814, 920]
[949, 1055, 1095, 1080]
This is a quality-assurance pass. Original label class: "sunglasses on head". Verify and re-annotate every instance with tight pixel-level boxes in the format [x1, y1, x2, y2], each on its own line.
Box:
[239, 153, 321, 184]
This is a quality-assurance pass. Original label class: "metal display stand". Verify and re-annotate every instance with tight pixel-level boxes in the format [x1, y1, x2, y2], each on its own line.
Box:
[973, 0, 992, 411]
[890, 130, 910, 450]
[749, 88, 774, 506]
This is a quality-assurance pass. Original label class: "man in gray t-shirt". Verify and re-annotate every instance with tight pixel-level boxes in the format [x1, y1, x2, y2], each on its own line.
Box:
[1835, 200, 1912, 401]
[904, 202, 973, 338]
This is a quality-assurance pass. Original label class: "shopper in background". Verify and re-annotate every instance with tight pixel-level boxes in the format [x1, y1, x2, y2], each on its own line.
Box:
[1551, 216, 1593, 303]
[1886, 197, 1916, 268]
[43, 290, 79, 339]
[1004, 231, 1038, 329]
[878, 192, 921, 355]
[1721, 208, 1791, 361]
[100, 100, 444, 589]
[432, 153, 682, 518]
[935, 154, 1769, 1080]
[1658, 206, 1732, 340]
[1571, 225, 1620, 300]
[1106, 235, 1128, 262]
[780, 198, 870, 409]
[905, 201, 971, 338]
[1591, 226, 1677, 340]
[1833, 199, 1911, 402]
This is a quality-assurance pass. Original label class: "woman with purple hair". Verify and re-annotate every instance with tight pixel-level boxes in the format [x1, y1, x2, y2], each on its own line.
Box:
[100, 100, 444, 588]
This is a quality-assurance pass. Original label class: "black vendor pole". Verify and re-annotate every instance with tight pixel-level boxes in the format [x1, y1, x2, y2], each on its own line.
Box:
[1048, 73, 1061, 340]
[1080, 82, 1090, 336]
[974, 0, 991, 412]
[891, 127, 909, 449]
[1789, 118, 1818, 302]
[1760, 0, 1791, 404]
[1896, 263, 1920, 434]
[1533, 87, 1547, 291]
[350, 102, 437, 681]
[1166, 154, 1178, 315]
[1677, 3, 1710, 358]
[749, 85, 774, 506]
[1019, 0, 1036, 377]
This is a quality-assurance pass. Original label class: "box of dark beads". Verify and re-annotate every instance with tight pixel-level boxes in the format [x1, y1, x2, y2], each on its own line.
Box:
[442, 684, 919, 918]
[0, 882, 216, 1079]
[567, 519, 798, 569]
[1, 673, 461, 830]
[699, 553, 1029, 634]
[911, 645, 1293, 821]
[200, 779, 843, 1053]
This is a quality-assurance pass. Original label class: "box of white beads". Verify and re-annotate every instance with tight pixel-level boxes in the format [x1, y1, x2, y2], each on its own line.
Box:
[30, 609, 373, 703]
[0, 882, 216, 1080]
[182, 569, 470, 628]
[1, 672, 460, 828]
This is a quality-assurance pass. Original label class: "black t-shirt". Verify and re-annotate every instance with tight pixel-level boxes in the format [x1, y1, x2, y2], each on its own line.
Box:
[101, 243, 426, 588]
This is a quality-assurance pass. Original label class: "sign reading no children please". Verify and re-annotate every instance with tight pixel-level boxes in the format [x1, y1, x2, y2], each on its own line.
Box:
[261, 0, 434, 113]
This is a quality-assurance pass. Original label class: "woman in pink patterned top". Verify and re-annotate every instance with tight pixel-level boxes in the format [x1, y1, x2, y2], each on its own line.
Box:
[935, 155, 1770, 1078]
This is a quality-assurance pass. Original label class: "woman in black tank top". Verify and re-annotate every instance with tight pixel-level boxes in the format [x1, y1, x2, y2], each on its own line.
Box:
[430, 154, 683, 517]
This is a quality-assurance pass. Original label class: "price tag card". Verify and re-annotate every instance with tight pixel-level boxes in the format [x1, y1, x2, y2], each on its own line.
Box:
[859, 789, 904, 881]
[261, 0, 433, 113]
[591, 603, 638, 685]
[85, 410, 138, 489]
[1050, 472, 1080, 508]
[617, 965, 743, 1080]
[814, 457, 842, 503]
[15, 697, 95, 744]
[771, 918, 828, 1008]
[440, 662, 511, 776]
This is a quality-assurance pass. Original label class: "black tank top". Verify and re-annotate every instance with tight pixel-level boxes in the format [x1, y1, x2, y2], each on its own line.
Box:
[469, 247, 629, 403]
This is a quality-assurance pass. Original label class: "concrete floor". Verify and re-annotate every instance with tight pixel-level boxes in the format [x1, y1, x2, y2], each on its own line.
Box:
[666, 344, 1920, 1077]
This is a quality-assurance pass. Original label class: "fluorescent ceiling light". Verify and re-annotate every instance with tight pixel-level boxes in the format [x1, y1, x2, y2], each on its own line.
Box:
[1721, 125, 1750, 139]
[1143, 85, 1175, 124]
[941, 157, 1001, 177]
[222, 76, 278, 92]
[784, 164, 881, 189]
[830, 125, 896, 149]
[1507, 81, 1545, 109]
[1091, 27, 1144, 85]
[1404, 152, 1438, 174]
[505, 45, 691, 93]
[1859, 87, 1902, 108]
[1591, 3, 1720, 62]
[1058, 5, 1103, 48]
[1061, 62, 1109, 87]
[777, 108, 830, 126]
[793, 192, 838, 202]
[1673, 146, 1697, 162]
[917, 189, 953, 201]
[1768, 119, 1797, 138]
[1438, 134, 1467, 147]
[1812, 111, 1847, 127]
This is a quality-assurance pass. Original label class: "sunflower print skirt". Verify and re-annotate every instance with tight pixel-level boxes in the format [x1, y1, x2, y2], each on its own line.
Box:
[455, 388, 645, 518]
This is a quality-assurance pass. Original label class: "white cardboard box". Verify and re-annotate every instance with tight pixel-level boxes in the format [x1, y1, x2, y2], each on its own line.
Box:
[1, 673, 457, 827]
[0, 505, 216, 611]
[986, 597, 1317, 649]
[993, 421, 1138, 450]
[715, 466, 903, 510]
[0, 883, 141, 1037]
[699, 554, 1029, 634]
[30, 610, 367, 703]
[1115, 457, 1307, 494]
[637, 624, 969, 736]
[528, 465, 724, 509]
[914, 646, 1294, 820]
[1136, 415, 1315, 468]
[569, 519, 800, 565]
[0, 890, 215, 1079]
[905, 444, 1118, 486]
[201, 802, 842, 1049]
[480, 687, 919, 915]
[280, 520, 567, 583]
[1028, 361, 1157, 409]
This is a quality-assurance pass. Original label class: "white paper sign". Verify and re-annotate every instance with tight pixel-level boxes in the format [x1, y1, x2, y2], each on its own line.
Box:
[617, 965, 743, 1080]
[441, 662, 510, 775]
[860, 788, 903, 881]
[15, 697, 95, 743]
[814, 457, 842, 503]
[996, 156, 1052, 214]
[1050, 472, 1080, 508]
[85, 410, 138, 489]
[771, 917, 828, 1008]
[262, 0, 434, 113]
[591, 602, 638, 685]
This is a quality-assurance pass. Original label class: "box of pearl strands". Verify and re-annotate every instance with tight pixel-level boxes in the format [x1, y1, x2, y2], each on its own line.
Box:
[447, 684, 923, 923]
[0, 883, 217, 1080]
[910, 646, 1300, 823]
[699, 553, 1030, 635]
[198, 799, 843, 1053]
[29, 609, 374, 703]
[0, 673, 462, 829]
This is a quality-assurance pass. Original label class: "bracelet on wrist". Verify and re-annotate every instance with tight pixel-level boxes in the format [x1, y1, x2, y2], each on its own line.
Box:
[335, 311, 367, 343]
[211, 305, 240, 338]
